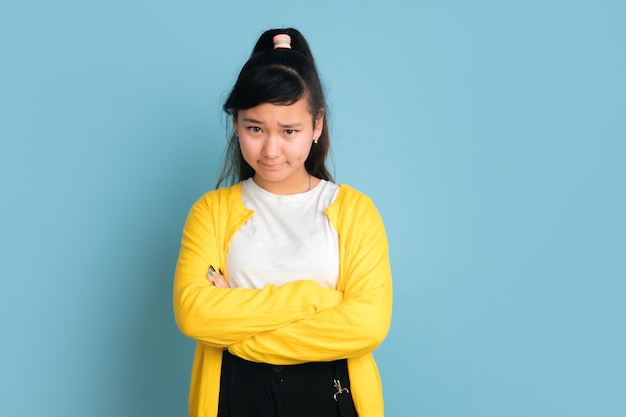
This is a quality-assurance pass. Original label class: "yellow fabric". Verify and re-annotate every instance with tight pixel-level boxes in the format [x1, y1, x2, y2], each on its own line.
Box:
[173, 182, 393, 417]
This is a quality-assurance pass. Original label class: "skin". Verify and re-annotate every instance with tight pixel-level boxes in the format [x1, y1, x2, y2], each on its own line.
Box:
[207, 97, 324, 288]
[208, 267, 229, 288]
[234, 97, 323, 195]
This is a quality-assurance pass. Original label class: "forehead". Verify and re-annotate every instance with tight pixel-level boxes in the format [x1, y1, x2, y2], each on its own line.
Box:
[239, 98, 312, 123]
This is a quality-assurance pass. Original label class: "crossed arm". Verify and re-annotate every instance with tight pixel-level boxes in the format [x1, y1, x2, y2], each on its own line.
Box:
[173, 193, 392, 363]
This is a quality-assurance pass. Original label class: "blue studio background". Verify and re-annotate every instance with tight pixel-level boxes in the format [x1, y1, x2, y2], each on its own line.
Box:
[1, 1, 624, 416]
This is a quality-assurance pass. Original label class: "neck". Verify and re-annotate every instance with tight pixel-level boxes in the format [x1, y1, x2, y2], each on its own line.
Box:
[252, 172, 314, 195]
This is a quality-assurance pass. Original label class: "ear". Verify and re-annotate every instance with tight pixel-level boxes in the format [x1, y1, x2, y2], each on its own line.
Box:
[232, 116, 238, 135]
[313, 110, 324, 140]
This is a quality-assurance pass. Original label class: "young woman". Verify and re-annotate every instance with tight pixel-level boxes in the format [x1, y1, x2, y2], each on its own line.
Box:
[174, 28, 392, 417]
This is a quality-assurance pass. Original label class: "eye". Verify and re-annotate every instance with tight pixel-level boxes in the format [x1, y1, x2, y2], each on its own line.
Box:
[284, 129, 297, 136]
[247, 126, 262, 134]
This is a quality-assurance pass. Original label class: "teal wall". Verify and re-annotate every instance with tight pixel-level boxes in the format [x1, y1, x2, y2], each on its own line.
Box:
[1, 1, 624, 416]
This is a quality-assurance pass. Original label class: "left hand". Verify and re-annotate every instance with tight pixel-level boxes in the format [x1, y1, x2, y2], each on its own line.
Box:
[207, 266, 229, 288]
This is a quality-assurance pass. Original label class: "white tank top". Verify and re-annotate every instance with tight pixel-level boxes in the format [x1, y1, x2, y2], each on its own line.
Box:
[226, 177, 340, 289]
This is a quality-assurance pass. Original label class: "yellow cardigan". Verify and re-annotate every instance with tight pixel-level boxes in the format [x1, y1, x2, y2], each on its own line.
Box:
[174, 182, 393, 417]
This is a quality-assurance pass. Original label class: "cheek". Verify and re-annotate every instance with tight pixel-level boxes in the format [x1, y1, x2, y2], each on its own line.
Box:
[285, 141, 313, 162]
[239, 137, 257, 154]
[238, 138, 258, 163]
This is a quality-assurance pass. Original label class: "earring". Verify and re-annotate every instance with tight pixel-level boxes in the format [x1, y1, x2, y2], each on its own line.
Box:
[313, 137, 318, 144]
[235, 131, 239, 139]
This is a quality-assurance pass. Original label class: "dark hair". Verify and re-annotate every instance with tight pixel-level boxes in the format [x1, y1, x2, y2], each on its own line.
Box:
[216, 28, 333, 188]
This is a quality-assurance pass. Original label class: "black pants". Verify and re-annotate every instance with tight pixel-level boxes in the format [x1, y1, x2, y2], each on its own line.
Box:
[217, 351, 358, 417]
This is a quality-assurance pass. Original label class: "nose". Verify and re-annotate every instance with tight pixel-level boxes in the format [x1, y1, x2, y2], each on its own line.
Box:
[262, 134, 280, 158]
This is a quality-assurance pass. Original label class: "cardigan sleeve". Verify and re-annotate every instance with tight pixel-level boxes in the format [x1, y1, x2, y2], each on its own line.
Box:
[227, 190, 392, 364]
[173, 192, 344, 348]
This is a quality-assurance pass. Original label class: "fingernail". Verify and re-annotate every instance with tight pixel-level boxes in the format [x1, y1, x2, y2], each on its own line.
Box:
[211, 280, 216, 286]
[218, 268, 224, 276]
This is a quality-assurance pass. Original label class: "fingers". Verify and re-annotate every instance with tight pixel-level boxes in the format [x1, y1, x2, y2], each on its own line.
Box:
[207, 265, 229, 288]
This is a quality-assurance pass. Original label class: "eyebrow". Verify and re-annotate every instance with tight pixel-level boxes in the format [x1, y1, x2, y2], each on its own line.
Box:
[241, 118, 304, 128]
[241, 117, 264, 124]
[279, 122, 304, 128]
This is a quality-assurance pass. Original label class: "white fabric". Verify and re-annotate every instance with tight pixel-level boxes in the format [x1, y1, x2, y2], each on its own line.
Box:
[226, 177, 340, 289]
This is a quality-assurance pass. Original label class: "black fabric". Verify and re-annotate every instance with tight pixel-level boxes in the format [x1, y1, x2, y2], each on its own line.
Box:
[217, 350, 358, 417]
[332, 361, 358, 417]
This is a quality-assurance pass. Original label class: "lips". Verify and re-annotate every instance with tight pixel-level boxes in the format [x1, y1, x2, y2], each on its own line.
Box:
[259, 162, 285, 170]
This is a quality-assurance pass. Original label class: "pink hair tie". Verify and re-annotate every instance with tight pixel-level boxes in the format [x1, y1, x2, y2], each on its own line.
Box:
[273, 34, 291, 49]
